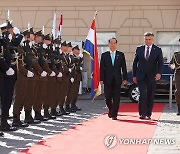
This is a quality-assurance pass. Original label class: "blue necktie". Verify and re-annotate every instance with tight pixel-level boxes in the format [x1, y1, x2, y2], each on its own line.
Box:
[111, 52, 115, 65]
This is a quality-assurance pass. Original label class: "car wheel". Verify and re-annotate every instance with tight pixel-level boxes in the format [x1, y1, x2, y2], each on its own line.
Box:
[128, 84, 140, 103]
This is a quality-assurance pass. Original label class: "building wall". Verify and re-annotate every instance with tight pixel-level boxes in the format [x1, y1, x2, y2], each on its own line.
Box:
[1, 0, 180, 86]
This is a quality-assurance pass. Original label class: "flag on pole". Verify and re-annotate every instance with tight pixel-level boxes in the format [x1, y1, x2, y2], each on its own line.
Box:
[52, 12, 56, 40]
[83, 12, 101, 100]
[57, 13, 63, 38]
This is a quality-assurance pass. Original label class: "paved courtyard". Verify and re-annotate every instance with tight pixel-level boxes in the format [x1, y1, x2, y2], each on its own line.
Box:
[0, 96, 179, 154]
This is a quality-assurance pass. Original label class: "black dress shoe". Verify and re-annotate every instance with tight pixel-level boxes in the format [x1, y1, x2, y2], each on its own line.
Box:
[65, 107, 76, 113]
[0, 131, 4, 137]
[60, 108, 70, 115]
[177, 112, 180, 116]
[71, 106, 82, 111]
[146, 116, 151, 120]
[24, 116, 41, 124]
[51, 109, 62, 117]
[0, 123, 18, 131]
[139, 116, 146, 119]
[112, 117, 117, 120]
[12, 120, 29, 128]
[34, 113, 49, 121]
[108, 113, 112, 118]
[44, 112, 56, 120]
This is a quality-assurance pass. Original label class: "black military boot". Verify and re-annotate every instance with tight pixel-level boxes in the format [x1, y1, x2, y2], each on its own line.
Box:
[34, 112, 49, 121]
[60, 107, 70, 115]
[51, 109, 62, 116]
[177, 104, 180, 116]
[65, 104, 76, 113]
[12, 115, 29, 127]
[24, 111, 41, 124]
[0, 115, 17, 131]
[44, 109, 56, 119]
[71, 102, 82, 111]
[0, 131, 4, 137]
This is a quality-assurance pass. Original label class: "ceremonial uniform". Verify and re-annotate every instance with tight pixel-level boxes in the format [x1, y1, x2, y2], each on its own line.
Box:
[50, 40, 63, 116]
[12, 45, 29, 127]
[58, 41, 72, 115]
[33, 41, 49, 121]
[0, 21, 23, 131]
[170, 51, 180, 115]
[22, 29, 44, 124]
[66, 45, 82, 111]
[42, 34, 56, 119]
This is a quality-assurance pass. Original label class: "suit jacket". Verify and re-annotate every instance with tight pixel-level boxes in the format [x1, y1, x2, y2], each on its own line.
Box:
[132, 44, 164, 82]
[0, 58, 9, 77]
[100, 50, 127, 85]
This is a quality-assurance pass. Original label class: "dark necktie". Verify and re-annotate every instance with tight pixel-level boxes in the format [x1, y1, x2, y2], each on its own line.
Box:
[146, 47, 149, 61]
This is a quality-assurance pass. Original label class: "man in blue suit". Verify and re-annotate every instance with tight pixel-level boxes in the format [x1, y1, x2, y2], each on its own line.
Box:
[100, 38, 127, 120]
[132, 32, 164, 120]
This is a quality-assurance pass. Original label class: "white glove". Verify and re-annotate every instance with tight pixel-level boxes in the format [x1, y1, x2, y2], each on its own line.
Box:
[6, 68, 15, 76]
[50, 71, 56, 77]
[170, 64, 175, 70]
[27, 70, 34, 78]
[70, 77, 74, 83]
[41, 71, 47, 77]
[69, 68, 72, 73]
[80, 67, 83, 71]
[43, 43, 48, 49]
[29, 42, 33, 48]
[8, 34, 12, 41]
[57, 72, 63, 78]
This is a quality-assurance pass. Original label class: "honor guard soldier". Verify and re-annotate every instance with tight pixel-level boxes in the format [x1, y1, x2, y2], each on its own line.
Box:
[65, 42, 77, 112]
[170, 47, 180, 115]
[22, 27, 44, 124]
[0, 20, 23, 131]
[66, 45, 82, 111]
[42, 34, 57, 119]
[50, 38, 63, 117]
[0, 22, 10, 135]
[58, 41, 73, 115]
[12, 29, 31, 128]
[32, 30, 49, 121]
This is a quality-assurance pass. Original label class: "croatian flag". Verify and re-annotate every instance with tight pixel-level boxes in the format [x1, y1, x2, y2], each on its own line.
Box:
[83, 18, 101, 100]
[57, 13, 63, 38]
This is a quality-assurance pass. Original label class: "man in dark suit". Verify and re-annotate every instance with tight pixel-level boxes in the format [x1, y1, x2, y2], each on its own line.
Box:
[132, 32, 164, 120]
[100, 38, 127, 120]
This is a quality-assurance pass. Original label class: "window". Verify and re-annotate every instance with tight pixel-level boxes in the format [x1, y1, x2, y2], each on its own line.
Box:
[97, 32, 116, 60]
[157, 31, 180, 63]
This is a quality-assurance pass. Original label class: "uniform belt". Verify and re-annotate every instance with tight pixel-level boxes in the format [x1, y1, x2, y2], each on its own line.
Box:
[46, 59, 51, 63]
[54, 60, 60, 64]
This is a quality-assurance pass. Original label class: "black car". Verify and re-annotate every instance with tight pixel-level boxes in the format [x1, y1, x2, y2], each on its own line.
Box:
[121, 63, 175, 102]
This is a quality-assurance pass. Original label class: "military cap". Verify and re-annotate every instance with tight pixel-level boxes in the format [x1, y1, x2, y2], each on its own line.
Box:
[22, 29, 29, 36]
[0, 22, 7, 30]
[61, 41, 67, 46]
[72, 45, 80, 51]
[29, 27, 34, 34]
[6, 20, 13, 29]
[35, 30, 43, 36]
[53, 38, 60, 44]
[67, 42, 72, 47]
[44, 34, 51, 40]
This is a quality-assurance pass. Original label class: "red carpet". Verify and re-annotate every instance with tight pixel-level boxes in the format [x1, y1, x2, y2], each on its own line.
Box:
[19, 103, 164, 154]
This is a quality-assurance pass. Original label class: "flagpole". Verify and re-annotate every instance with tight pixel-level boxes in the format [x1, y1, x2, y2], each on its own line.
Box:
[94, 11, 98, 19]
